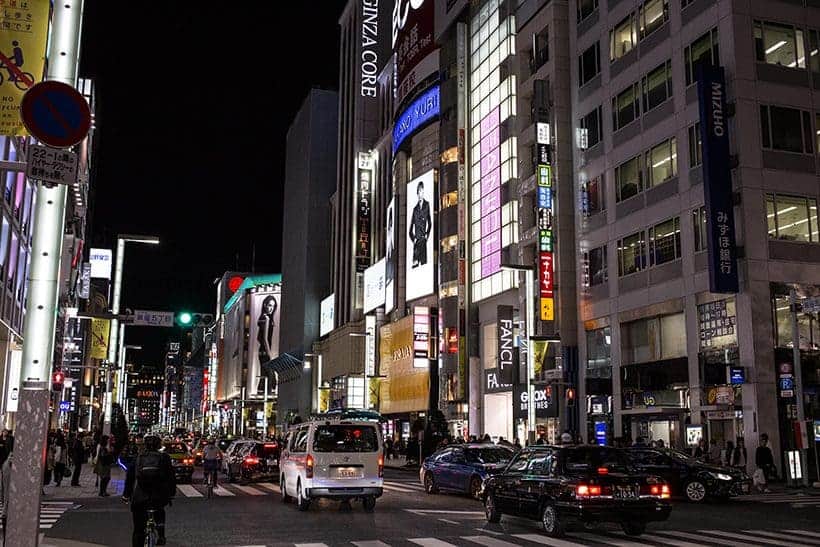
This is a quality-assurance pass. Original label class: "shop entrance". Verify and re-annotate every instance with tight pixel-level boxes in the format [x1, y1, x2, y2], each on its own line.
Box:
[483, 392, 513, 441]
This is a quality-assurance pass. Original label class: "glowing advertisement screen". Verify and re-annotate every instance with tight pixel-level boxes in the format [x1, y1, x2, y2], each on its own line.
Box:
[405, 170, 435, 301]
[385, 198, 396, 313]
[479, 107, 501, 278]
[393, 85, 439, 153]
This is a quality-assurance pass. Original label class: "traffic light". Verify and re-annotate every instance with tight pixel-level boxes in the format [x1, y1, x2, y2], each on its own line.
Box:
[566, 387, 576, 406]
[176, 312, 214, 328]
[52, 370, 65, 393]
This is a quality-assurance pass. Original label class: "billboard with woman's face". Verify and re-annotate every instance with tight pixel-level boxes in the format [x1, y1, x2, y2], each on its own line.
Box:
[247, 286, 281, 394]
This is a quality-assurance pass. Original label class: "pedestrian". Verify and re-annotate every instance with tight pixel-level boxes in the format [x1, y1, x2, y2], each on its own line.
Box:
[0, 451, 11, 510]
[655, 439, 665, 448]
[44, 436, 56, 486]
[560, 432, 573, 445]
[754, 433, 775, 492]
[708, 438, 721, 464]
[0, 429, 12, 467]
[482, 434, 491, 443]
[384, 437, 394, 460]
[633, 436, 648, 448]
[95, 435, 113, 496]
[70, 433, 86, 486]
[513, 438, 522, 451]
[732, 438, 748, 469]
[53, 430, 67, 486]
[693, 438, 707, 459]
[724, 440, 735, 468]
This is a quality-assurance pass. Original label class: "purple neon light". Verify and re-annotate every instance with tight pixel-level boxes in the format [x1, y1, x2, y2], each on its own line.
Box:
[478, 107, 502, 279]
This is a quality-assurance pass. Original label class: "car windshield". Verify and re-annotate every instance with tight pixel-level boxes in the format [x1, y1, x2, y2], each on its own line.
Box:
[162, 443, 187, 455]
[465, 447, 513, 464]
[312, 425, 378, 453]
[563, 447, 631, 473]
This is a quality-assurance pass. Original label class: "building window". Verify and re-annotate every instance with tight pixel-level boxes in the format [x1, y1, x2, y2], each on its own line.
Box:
[586, 327, 612, 373]
[622, 313, 686, 365]
[809, 30, 820, 75]
[641, 60, 672, 112]
[645, 137, 677, 187]
[684, 29, 719, 86]
[578, 106, 602, 150]
[615, 155, 642, 202]
[579, 42, 601, 87]
[773, 295, 820, 350]
[583, 174, 606, 216]
[610, 14, 637, 61]
[693, 206, 708, 251]
[754, 20, 806, 68]
[578, 0, 598, 23]
[766, 193, 819, 242]
[649, 217, 682, 266]
[532, 26, 549, 71]
[617, 230, 646, 276]
[760, 105, 814, 154]
[688, 123, 702, 168]
[588, 245, 608, 285]
[612, 83, 640, 131]
[639, 0, 668, 40]
[681, 0, 696, 8]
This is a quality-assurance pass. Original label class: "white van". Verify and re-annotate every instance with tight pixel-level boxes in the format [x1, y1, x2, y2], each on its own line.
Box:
[279, 417, 384, 511]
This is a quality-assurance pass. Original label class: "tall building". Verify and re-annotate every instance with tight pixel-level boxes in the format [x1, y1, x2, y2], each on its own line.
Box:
[570, 0, 820, 473]
[276, 88, 339, 425]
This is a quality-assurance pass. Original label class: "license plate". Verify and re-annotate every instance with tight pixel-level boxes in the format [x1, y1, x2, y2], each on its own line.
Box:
[267, 458, 277, 466]
[614, 486, 637, 499]
[336, 467, 361, 479]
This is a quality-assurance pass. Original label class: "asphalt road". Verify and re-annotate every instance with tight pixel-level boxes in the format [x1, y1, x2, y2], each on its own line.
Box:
[38, 468, 820, 547]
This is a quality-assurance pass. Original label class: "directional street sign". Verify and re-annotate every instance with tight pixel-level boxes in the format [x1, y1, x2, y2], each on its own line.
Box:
[20, 80, 91, 148]
[131, 310, 174, 327]
[25, 144, 78, 185]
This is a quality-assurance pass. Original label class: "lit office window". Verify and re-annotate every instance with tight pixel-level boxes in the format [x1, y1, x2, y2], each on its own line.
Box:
[766, 193, 819, 242]
[612, 83, 640, 130]
[617, 231, 646, 276]
[645, 137, 677, 187]
[754, 20, 806, 68]
[610, 13, 637, 61]
[639, 0, 668, 40]
[615, 155, 642, 202]
[648, 217, 682, 266]
[641, 60, 672, 112]
[684, 29, 719, 86]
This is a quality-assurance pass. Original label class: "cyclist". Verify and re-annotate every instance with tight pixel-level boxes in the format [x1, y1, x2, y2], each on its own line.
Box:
[201, 438, 222, 490]
[128, 435, 175, 546]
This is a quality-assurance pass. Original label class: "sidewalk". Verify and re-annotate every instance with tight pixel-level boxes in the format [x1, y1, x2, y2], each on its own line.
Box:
[384, 454, 420, 471]
[42, 465, 126, 500]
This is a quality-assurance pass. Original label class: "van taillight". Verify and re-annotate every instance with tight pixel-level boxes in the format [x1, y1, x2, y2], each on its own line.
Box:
[306, 454, 314, 478]
[378, 454, 384, 478]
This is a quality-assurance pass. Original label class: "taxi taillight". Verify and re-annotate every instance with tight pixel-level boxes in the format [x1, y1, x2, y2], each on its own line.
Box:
[306, 454, 314, 478]
[645, 483, 671, 499]
[575, 484, 602, 498]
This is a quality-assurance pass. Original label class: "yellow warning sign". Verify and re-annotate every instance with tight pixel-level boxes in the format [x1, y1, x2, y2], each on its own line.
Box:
[540, 297, 554, 321]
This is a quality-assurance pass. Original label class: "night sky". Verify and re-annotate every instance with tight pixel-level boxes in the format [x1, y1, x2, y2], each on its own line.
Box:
[78, 2, 346, 365]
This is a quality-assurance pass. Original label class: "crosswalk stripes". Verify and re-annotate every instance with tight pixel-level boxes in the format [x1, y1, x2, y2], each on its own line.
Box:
[732, 493, 820, 504]
[0, 501, 74, 530]
[174, 480, 422, 498]
[279, 529, 820, 547]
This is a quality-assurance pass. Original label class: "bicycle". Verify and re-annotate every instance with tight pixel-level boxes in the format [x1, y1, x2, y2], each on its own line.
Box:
[203, 461, 219, 499]
[144, 509, 158, 547]
[0, 69, 36, 91]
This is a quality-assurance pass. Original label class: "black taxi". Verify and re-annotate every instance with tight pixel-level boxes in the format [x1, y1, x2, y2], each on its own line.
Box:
[482, 445, 672, 537]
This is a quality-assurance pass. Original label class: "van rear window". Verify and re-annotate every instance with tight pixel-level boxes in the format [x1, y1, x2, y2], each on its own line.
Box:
[312, 425, 378, 453]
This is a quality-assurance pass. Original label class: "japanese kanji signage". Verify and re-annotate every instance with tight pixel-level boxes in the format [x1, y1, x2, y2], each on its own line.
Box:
[0, 0, 49, 136]
[26, 144, 78, 185]
[697, 65, 738, 293]
[356, 152, 373, 274]
[131, 310, 174, 328]
[536, 139, 555, 320]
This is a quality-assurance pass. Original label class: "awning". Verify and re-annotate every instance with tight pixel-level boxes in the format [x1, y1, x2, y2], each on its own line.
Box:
[261, 349, 305, 384]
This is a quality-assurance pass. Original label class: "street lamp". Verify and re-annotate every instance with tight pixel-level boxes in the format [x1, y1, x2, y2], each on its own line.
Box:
[501, 263, 536, 444]
[105, 234, 160, 433]
[255, 375, 269, 441]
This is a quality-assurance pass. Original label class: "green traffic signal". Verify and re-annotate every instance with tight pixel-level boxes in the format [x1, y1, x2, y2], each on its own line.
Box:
[178, 311, 193, 325]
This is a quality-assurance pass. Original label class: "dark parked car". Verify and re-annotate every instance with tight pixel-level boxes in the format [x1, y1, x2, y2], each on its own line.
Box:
[420, 443, 515, 499]
[482, 445, 672, 537]
[226, 440, 281, 483]
[625, 448, 751, 502]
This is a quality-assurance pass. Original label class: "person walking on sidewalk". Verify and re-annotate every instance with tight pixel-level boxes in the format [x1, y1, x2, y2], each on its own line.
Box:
[70, 433, 86, 486]
[53, 430, 67, 487]
[755, 434, 776, 487]
[95, 435, 113, 496]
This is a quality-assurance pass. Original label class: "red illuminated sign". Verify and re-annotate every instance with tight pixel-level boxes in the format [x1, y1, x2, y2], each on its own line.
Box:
[539, 252, 554, 298]
[228, 276, 244, 293]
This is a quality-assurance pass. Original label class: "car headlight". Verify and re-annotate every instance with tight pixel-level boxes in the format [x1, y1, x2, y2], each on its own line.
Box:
[708, 472, 732, 481]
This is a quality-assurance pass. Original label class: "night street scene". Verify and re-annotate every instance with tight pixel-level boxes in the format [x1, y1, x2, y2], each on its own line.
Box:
[0, 0, 818, 546]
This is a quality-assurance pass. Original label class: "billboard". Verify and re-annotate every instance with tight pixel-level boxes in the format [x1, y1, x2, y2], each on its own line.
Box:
[247, 286, 281, 394]
[320, 294, 335, 336]
[89, 248, 112, 279]
[497, 306, 516, 384]
[696, 65, 738, 293]
[393, 85, 440, 154]
[393, 0, 436, 99]
[0, 0, 49, 136]
[90, 319, 110, 359]
[363, 258, 386, 314]
[385, 198, 396, 313]
[356, 152, 374, 273]
[405, 170, 435, 301]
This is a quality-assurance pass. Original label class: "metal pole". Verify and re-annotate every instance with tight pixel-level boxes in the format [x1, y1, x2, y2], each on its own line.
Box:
[240, 386, 246, 436]
[88, 384, 95, 431]
[789, 289, 808, 486]
[7, 2, 84, 544]
[263, 376, 269, 441]
[117, 324, 126, 406]
[525, 270, 536, 444]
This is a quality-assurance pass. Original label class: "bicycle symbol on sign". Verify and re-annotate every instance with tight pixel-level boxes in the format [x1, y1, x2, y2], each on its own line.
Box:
[0, 41, 36, 91]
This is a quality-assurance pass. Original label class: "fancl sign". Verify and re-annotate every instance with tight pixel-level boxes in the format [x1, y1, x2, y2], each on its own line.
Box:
[696, 65, 738, 293]
[497, 305, 516, 385]
[393, 85, 439, 153]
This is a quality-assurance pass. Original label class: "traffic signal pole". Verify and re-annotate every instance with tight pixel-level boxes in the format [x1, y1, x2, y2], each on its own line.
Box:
[7, 2, 85, 545]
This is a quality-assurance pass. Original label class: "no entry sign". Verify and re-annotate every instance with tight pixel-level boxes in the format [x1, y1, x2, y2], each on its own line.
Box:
[20, 81, 91, 148]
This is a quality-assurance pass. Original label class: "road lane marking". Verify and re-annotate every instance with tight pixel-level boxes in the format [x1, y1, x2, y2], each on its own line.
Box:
[639, 534, 710, 547]
[512, 533, 592, 546]
[407, 510, 487, 514]
[383, 484, 416, 493]
[438, 519, 460, 525]
[699, 530, 812, 547]
[256, 482, 280, 493]
[475, 528, 504, 536]
[572, 533, 653, 547]
[409, 539, 459, 547]
[212, 485, 236, 496]
[745, 531, 820, 545]
[177, 484, 203, 497]
[462, 536, 522, 547]
[785, 531, 820, 539]
[653, 530, 751, 547]
[233, 485, 266, 496]
[352, 542, 391, 547]
[295, 544, 328, 547]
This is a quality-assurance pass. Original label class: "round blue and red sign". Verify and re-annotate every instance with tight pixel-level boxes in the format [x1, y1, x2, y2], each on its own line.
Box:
[20, 81, 91, 149]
